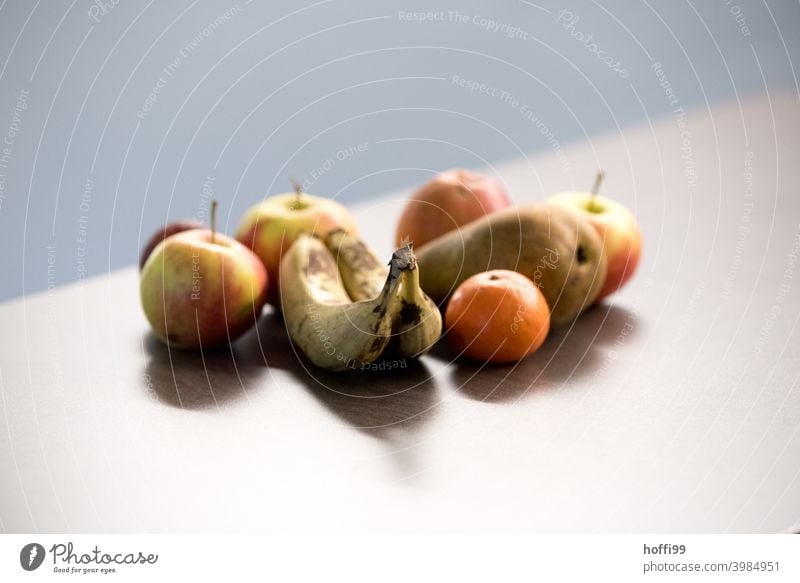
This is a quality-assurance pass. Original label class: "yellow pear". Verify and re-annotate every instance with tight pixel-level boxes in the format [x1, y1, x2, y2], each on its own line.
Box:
[415, 203, 607, 325]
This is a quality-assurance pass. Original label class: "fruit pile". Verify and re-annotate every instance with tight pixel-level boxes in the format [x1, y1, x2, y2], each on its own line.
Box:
[139, 169, 641, 369]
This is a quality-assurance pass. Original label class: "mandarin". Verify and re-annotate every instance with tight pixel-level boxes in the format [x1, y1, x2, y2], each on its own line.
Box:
[445, 270, 550, 363]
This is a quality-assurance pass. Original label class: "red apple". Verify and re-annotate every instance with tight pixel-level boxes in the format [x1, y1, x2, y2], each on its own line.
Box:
[395, 168, 511, 249]
[548, 172, 641, 300]
[139, 220, 203, 269]
[140, 202, 268, 348]
[235, 186, 357, 304]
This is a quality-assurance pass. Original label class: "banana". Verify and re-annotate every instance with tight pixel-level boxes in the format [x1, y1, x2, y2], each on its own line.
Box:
[391, 263, 443, 358]
[324, 229, 387, 301]
[325, 229, 442, 359]
[280, 234, 413, 371]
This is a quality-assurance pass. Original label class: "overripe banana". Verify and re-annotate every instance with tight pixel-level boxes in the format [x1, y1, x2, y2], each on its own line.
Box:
[325, 229, 442, 359]
[280, 234, 404, 370]
[391, 264, 443, 358]
[324, 229, 387, 301]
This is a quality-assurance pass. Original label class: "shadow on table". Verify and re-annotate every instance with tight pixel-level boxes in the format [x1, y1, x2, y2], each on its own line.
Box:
[142, 307, 441, 439]
[584, 301, 640, 346]
[428, 303, 639, 403]
[238, 311, 440, 480]
[238, 311, 440, 439]
[142, 331, 268, 410]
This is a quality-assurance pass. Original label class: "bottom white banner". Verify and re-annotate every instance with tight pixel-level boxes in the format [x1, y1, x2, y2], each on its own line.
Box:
[1, 534, 798, 582]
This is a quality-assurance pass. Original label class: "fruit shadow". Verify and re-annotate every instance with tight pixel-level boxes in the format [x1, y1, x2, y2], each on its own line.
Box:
[142, 332, 268, 410]
[429, 303, 639, 403]
[583, 302, 640, 346]
[237, 311, 440, 477]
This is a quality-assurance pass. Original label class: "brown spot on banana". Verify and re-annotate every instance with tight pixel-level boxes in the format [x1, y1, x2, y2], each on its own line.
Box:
[324, 229, 388, 301]
[280, 234, 426, 371]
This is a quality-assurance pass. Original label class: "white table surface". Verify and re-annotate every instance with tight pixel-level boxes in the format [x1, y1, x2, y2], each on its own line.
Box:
[1, 91, 799, 533]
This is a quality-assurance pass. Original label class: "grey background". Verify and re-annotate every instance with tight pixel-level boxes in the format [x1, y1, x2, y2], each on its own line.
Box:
[0, 0, 798, 301]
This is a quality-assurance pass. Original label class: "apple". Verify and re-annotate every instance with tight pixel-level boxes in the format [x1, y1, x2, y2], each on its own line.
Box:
[139, 219, 202, 269]
[141, 201, 268, 348]
[235, 184, 358, 303]
[395, 168, 511, 249]
[548, 172, 642, 300]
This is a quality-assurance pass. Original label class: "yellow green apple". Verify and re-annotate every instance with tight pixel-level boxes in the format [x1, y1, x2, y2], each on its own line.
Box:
[235, 187, 357, 303]
[548, 172, 641, 300]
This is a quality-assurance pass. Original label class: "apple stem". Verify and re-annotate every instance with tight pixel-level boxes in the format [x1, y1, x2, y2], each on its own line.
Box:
[210, 200, 218, 245]
[291, 176, 303, 210]
[589, 170, 605, 212]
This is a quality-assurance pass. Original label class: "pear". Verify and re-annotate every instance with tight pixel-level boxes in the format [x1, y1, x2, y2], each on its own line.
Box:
[415, 203, 607, 325]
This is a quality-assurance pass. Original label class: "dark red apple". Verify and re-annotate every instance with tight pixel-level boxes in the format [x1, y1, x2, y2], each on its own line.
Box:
[139, 220, 202, 270]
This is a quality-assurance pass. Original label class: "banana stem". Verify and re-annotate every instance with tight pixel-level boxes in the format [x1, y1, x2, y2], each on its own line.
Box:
[400, 264, 421, 303]
[378, 245, 415, 304]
